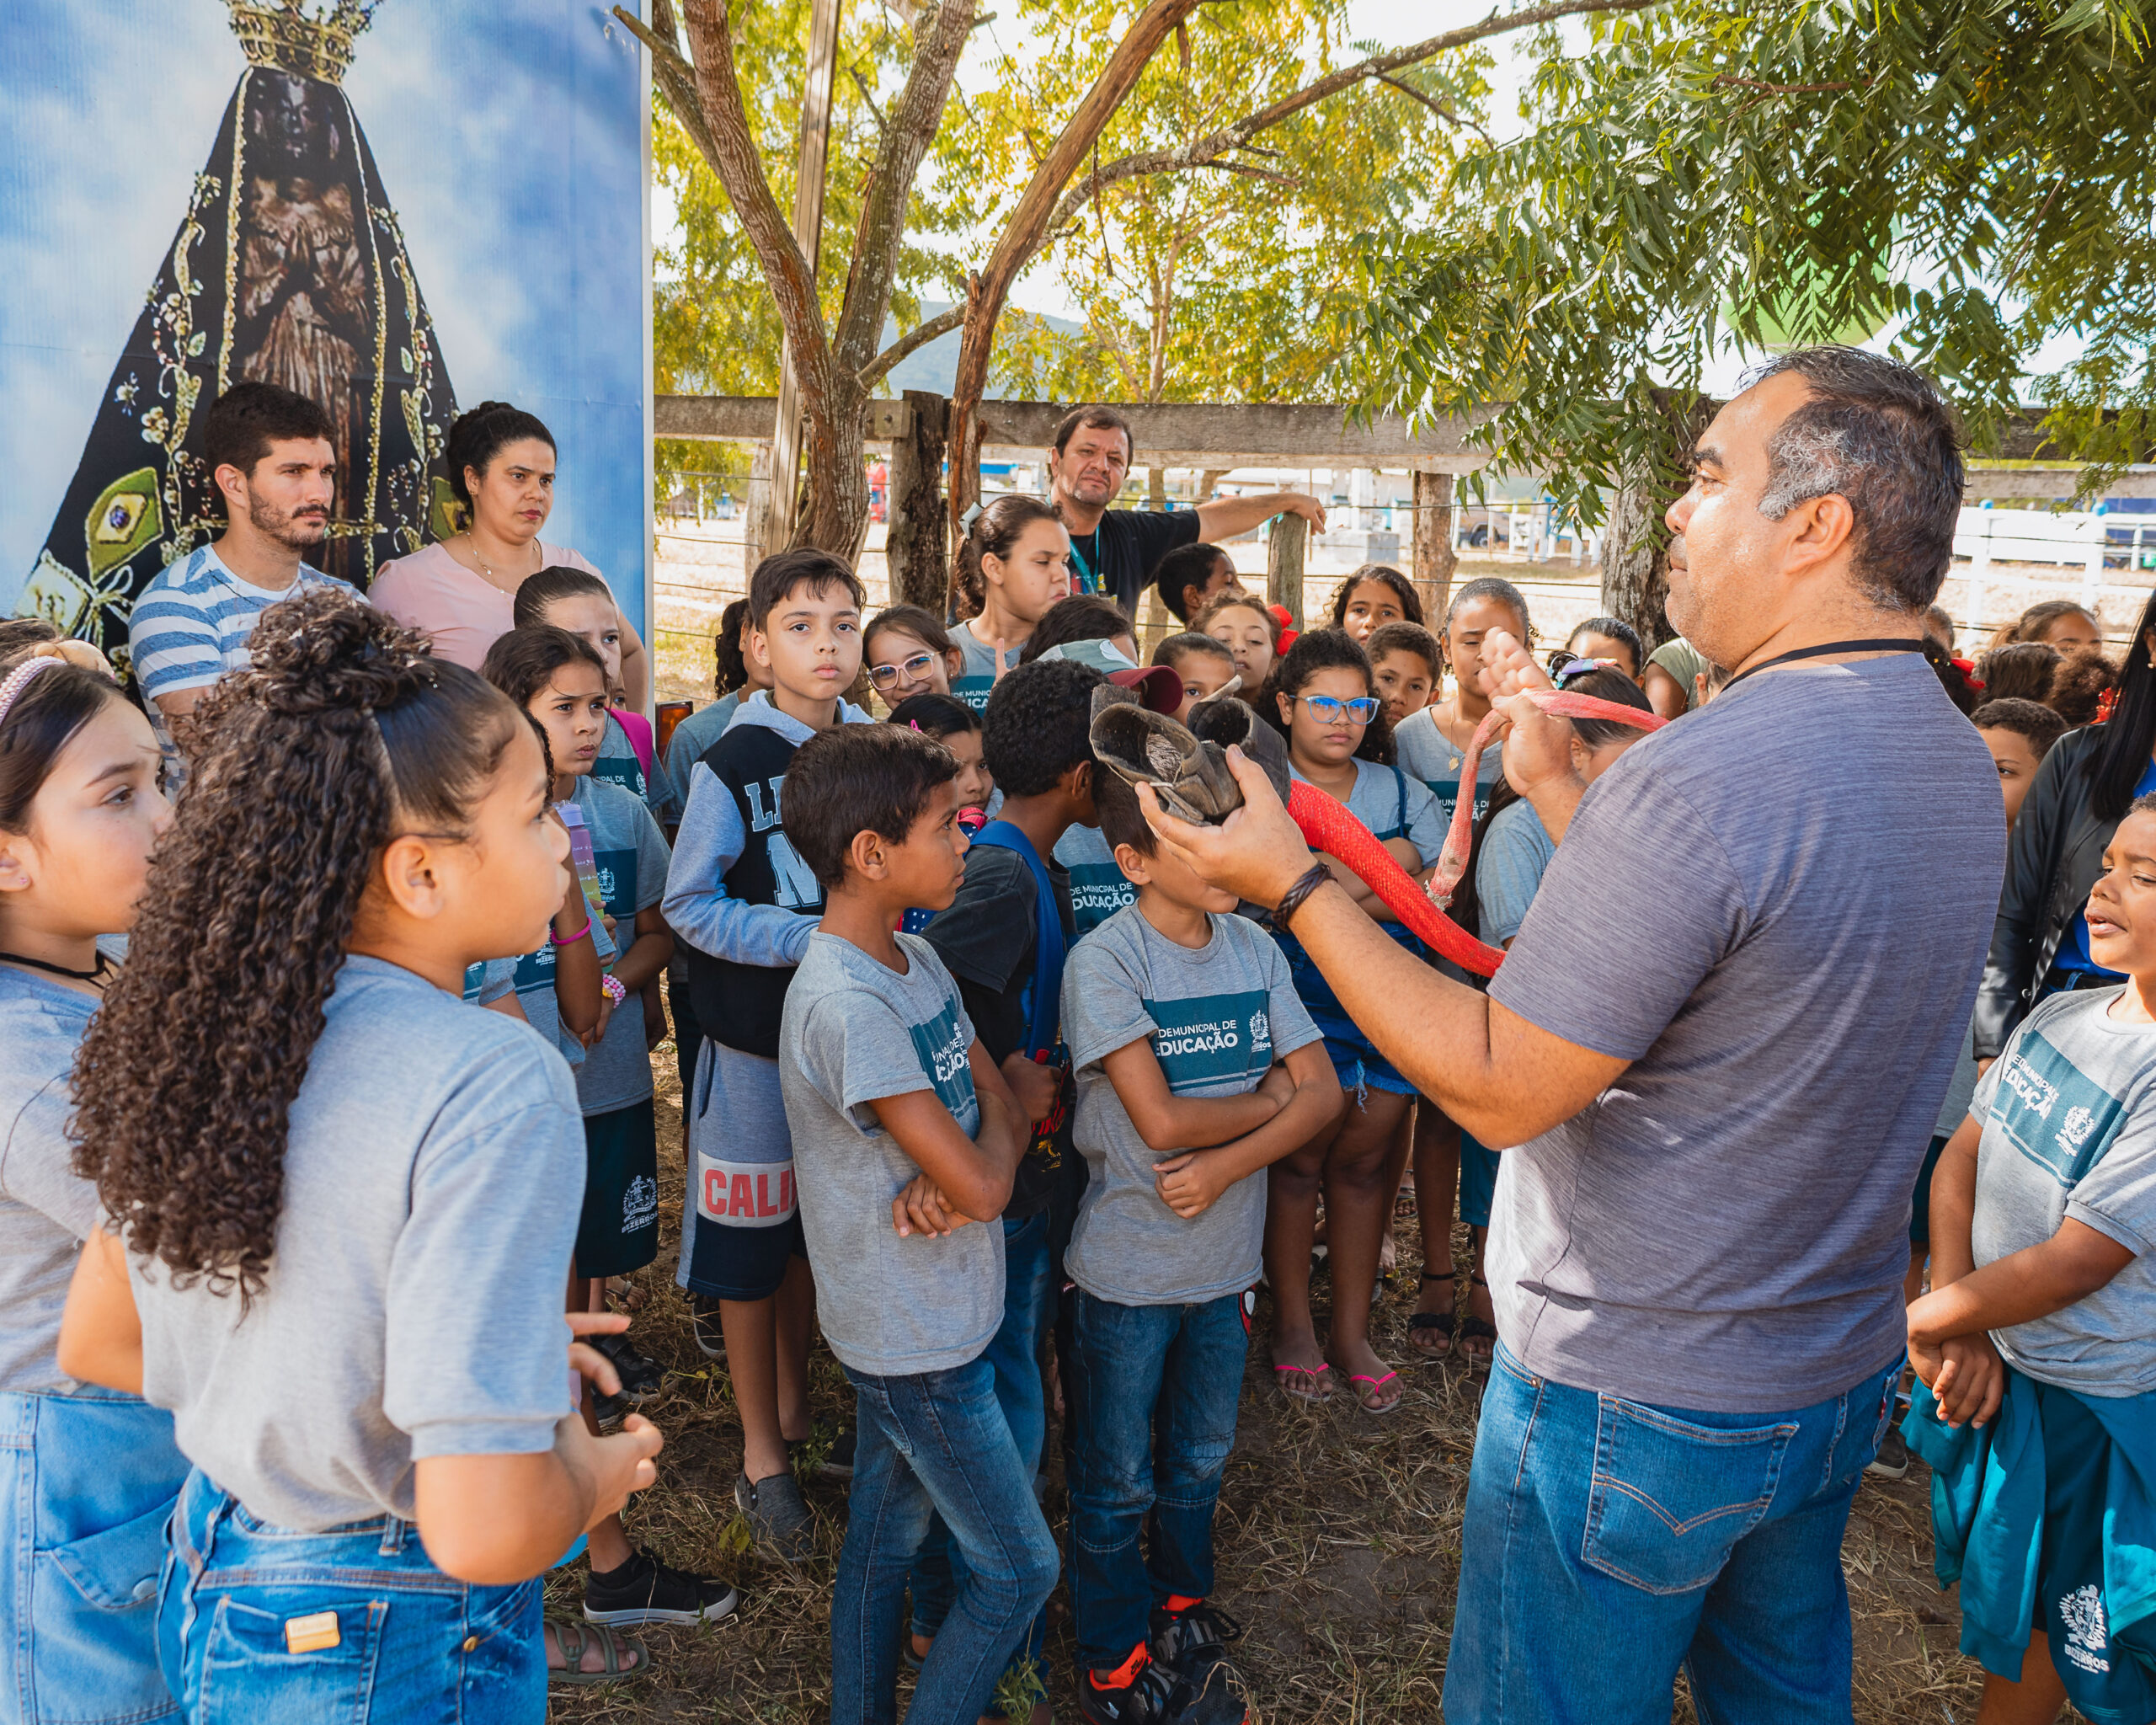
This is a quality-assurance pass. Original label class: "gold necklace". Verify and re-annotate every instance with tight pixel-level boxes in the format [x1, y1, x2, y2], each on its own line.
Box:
[462, 533, 537, 591]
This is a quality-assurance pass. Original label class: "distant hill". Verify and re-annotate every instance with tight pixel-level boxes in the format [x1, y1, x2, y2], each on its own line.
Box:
[879, 299, 1084, 397]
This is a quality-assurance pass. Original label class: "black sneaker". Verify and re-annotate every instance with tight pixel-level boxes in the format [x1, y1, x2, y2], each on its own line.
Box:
[734, 1471, 814, 1563]
[1079, 1655, 1246, 1725]
[819, 1425, 856, 1480]
[1866, 1424, 1911, 1481]
[691, 1295, 727, 1361]
[583, 1548, 740, 1626]
[1150, 1600, 1244, 1701]
[587, 1385, 627, 1430]
[593, 1331, 664, 1402]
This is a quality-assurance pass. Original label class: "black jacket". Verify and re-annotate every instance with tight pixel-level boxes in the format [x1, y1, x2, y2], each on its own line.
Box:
[1974, 725, 2116, 1060]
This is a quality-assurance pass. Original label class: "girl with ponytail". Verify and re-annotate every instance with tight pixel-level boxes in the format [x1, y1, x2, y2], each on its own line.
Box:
[59, 590, 663, 1722]
[947, 494, 1072, 710]
[0, 639, 186, 1725]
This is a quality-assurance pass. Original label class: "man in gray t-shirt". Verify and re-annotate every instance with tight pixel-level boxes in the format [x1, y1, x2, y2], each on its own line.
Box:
[1967, 987, 2156, 1393]
[780, 930, 1003, 1375]
[1137, 348, 2004, 1722]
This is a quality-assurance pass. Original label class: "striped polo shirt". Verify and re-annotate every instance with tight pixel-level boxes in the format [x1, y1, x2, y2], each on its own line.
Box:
[128, 546, 355, 778]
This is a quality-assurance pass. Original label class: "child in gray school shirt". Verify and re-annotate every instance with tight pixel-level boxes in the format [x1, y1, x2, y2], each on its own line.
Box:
[1062, 904, 1323, 1305]
[780, 930, 1003, 1375]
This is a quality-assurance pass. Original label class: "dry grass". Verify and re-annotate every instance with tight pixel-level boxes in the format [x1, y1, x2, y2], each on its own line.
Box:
[548, 1001, 1997, 1724]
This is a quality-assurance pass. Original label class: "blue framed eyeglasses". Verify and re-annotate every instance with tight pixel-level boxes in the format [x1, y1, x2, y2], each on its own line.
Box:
[1299, 693, 1380, 724]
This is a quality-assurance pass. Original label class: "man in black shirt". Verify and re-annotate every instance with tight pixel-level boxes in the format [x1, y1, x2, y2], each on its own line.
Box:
[1049, 404, 1329, 614]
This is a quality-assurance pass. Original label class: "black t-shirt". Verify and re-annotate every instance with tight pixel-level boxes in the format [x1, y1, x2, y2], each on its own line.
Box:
[919, 845, 1076, 1220]
[1065, 509, 1202, 615]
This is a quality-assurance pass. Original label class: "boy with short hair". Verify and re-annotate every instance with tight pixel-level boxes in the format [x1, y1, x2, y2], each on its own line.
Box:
[1152, 542, 1242, 626]
[776, 723, 1055, 1725]
[1905, 792, 2156, 1725]
[1152, 633, 1238, 722]
[1365, 621, 1441, 729]
[1973, 697, 2068, 831]
[1062, 765, 1342, 1725]
[661, 547, 873, 1558]
[908, 657, 1102, 1699]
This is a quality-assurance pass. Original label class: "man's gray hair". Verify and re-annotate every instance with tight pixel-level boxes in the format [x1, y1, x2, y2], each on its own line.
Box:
[1742, 346, 1966, 612]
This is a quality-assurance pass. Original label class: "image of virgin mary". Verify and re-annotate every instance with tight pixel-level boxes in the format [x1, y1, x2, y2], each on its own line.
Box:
[21, 1, 457, 667]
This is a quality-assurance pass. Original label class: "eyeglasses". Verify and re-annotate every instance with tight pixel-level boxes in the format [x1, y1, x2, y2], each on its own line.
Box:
[868, 651, 937, 689]
[1299, 693, 1380, 724]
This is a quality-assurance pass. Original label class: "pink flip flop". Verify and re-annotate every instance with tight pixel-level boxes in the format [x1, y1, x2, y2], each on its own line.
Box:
[1344, 1369, 1403, 1415]
[1274, 1362, 1332, 1405]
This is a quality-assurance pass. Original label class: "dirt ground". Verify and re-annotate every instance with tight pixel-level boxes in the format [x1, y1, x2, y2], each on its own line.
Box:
[547, 1008, 1997, 1725]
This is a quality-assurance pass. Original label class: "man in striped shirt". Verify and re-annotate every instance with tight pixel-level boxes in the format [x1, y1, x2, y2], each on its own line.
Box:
[128, 382, 353, 782]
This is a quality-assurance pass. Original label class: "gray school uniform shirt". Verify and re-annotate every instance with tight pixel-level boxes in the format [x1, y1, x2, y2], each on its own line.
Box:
[569, 774, 672, 1115]
[1394, 707, 1507, 825]
[1971, 986, 2156, 1396]
[1054, 823, 1136, 937]
[779, 931, 1004, 1376]
[1476, 798, 1556, 948]
[131, 956, 585, 1530]
[1486, 654, 2003, 1411]
[654, 690, 741, 826]
[1062, 905, 1322, 1305]
[949, 621, 1023, 713]
[1293, 756, 1449, 865]
[0, 970, 100, 1392]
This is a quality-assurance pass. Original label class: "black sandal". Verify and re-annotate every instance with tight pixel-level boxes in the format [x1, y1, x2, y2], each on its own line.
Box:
[1458, 1273, 1498, 1365]
[1408, 1269, 1459, 1361]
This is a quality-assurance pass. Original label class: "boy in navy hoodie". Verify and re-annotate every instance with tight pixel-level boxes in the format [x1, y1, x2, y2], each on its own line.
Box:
[662, 547, 872, 1559]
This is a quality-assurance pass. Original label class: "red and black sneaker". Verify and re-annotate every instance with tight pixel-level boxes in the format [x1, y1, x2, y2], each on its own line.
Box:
[1150, 1599, 1247, 1720]
[1077, 1643, 1245, 1725]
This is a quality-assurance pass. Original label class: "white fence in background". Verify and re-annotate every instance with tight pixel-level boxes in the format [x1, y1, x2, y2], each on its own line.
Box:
[1953, 508, 2156, 638]
[1452, 503, 1602, 568]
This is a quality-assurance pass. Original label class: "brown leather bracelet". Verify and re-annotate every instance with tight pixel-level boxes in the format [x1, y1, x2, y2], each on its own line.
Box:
[1273, 862, 1334, 930]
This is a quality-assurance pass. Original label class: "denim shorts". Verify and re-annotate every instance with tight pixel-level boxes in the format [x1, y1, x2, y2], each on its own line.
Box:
[0, 1386, 188, 1725]
[158, 1469, 542, 1725]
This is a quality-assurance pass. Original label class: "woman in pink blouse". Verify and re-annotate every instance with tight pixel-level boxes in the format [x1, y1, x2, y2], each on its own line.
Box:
[371, 401, 649, 706]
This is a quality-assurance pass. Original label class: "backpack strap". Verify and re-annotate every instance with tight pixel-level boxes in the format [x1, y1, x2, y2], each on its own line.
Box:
[966, 821, 1067, 1059]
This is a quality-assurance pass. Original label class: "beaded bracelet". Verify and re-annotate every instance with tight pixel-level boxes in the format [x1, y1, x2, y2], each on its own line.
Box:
[1273, 862, 1334, 930]
[600, 974, 627, 1004]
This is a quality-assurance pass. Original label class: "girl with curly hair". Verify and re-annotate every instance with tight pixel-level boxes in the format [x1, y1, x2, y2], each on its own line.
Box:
[0, 640, 186, 1724]
[57, 590, 663, 1721]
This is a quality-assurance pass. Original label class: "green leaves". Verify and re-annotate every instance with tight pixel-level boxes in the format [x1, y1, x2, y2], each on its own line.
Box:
[1369, 0, 2156, 515]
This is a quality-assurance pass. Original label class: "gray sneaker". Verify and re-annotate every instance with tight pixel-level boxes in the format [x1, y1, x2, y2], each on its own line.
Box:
[734, 1471, 814, 1563]
[1865, 1424, 1910, 1481]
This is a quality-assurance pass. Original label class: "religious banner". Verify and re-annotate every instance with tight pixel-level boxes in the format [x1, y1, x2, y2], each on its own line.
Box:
[0, 1, 652, 670]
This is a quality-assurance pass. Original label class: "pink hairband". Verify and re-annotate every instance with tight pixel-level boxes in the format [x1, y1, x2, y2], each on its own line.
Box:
[0, 657, 60, 732]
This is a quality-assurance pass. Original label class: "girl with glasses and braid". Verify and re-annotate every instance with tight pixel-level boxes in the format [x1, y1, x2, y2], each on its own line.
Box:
[1257, 629, 1448, 1414]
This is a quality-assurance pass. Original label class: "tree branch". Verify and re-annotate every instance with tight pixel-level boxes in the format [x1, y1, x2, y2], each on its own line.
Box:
[670, 0, 831, 406]
[1377, 71, 1495, 147]
[1043, 0, 1662, 239]
[616, 4, 728, 181]
[1710, 76, 1859, 93]
[861, 303, 967, 388]
[830, 0, 976, 377]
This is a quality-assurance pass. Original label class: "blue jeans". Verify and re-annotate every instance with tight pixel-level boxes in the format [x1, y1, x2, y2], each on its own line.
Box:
[158, 1468, 542, 1724]
[908, 1209, 1055, 1679]
[0, 1387, 187, 1725]
[1066, 1290, 1247, 1672]
[832, 1354, 1059, 1725]
[1444, 1343, 1899, 1725]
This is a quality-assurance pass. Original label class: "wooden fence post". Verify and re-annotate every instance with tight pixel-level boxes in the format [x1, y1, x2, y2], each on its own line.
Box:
[1268, 510, 1308, 630]
[887, 390, 949, 611]
[1412, 469, 1457, 625]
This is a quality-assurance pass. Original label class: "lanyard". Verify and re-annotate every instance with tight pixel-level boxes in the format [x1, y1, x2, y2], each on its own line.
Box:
[1721, 638, 1926, 692]
[1066, 531, 1102, 596]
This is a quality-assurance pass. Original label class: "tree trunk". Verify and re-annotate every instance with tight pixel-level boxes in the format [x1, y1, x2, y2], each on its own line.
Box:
[1267, 511, 1308, 629]
[1599, 456, 1668, 649]
[946, 0, 1208, 537]
[1147, 466, 1167, 511]
[1412, 470, 1457, 626]
[888, 389, 949, 611]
